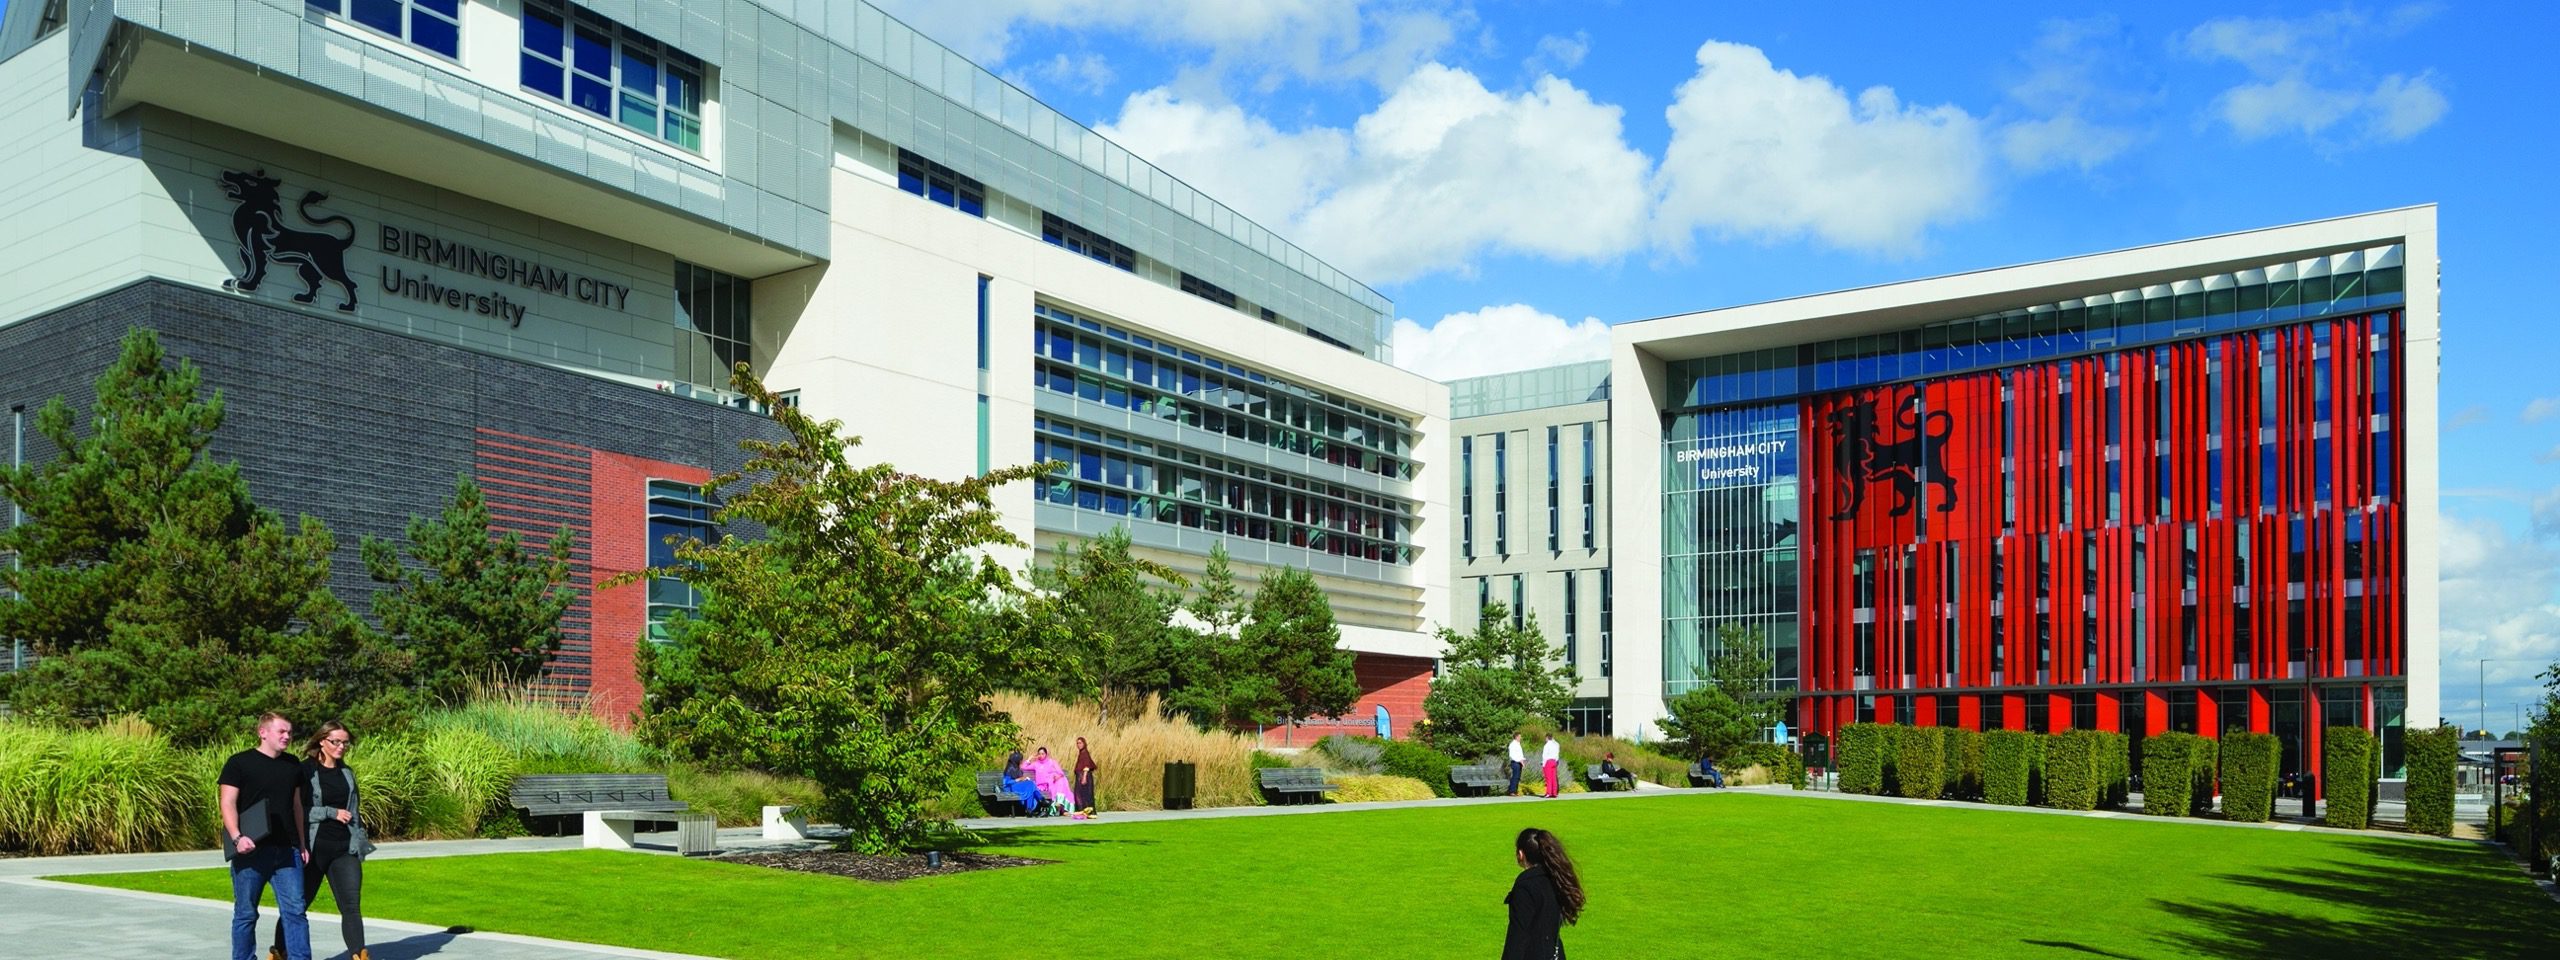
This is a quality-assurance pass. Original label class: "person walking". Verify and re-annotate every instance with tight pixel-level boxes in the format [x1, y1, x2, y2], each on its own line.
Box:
[1072, 736, 1100, 816]
[1501, 827, 1586, 960]
[271, 721, 372, 960]
[1539, 734, 1562, 799]
[1505, 734, 1526, 797]
[219, 712, 310, 960]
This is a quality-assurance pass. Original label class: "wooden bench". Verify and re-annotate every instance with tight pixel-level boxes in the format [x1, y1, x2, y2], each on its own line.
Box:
[1257, 767, 1340, 805]
[976, 771, 1035, 816]
[507, 774, 718, 856]
[1584, 763, 1634, 792]
[1448, 764, 1509, 797]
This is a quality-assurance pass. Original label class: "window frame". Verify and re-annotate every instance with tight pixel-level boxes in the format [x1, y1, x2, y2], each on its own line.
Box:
[307, 0, 465, 63]
[519, 0, 706, 152]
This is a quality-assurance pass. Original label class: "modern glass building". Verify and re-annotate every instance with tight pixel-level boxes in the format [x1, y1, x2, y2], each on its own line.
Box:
[1612, 209, 2438, 785]
[0, 0, 1449, 727]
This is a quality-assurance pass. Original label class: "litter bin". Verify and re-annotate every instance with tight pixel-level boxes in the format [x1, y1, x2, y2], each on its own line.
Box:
[1162, 761, 1197, 810]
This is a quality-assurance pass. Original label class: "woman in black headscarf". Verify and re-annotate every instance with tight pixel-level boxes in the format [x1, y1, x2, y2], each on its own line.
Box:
[1072, 736, 1099, 815]
[1502, 827, 1586, 960]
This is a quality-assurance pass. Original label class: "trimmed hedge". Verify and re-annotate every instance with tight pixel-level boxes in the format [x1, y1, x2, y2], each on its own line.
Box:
[2402, 725, 2460, 837]
[1895, 726, 1948, 800]
[1836, 723, 1893, 796]
[2322, 726, 2378, 830]
[1981, 730, 2037, 806]
[2042, 731, 2103, 811]
[2141, 732, 2214, 817]
[1723, 743, 1809, 790]
[2218, 731, 2282, 822]
[1939, 728, 1984, 801]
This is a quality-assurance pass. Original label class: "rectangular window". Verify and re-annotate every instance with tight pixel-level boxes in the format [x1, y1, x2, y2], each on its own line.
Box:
[1599, 568, 1613, 678]
[1180, 273, 1240, 309]
[519, 0, 702, 150]
[310, 0, 461, 60]
[1460, 436, 1475, 559]
[895, 149, 985, 216]
[1042, 214, 1136, 272]
[1512, 575, 1525, 630]
[644, 479, 718, 641]
[1494, 433, 1508, 555]
[1547, 425, 1561, 552]
[1581, 422, 1596, 549]
[674, 261, 751, 391]
[1563, 570, 1579, 674]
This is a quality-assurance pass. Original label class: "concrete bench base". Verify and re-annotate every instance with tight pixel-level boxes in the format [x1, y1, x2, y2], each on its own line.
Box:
[585, 810, 720, 856]
[762, 804, 809, 840]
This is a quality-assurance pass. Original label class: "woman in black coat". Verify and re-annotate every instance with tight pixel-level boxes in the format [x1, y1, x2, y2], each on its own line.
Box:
[1503, 827, 1586, 960]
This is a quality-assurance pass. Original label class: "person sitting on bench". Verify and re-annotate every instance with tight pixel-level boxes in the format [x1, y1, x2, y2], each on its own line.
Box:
[1694, 756, 1724, 788]
[1600, 752, 1631, 787]
[1002, 750, 1043, 813]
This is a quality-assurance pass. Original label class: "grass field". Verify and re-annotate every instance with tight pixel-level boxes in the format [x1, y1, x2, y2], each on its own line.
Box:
[65, 793, 2558, 959]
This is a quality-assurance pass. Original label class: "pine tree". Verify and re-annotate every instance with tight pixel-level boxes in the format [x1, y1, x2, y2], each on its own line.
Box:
[0, 329, 412, 745]
[1658, 627, 1794, 761]
[632, 364, 1057, 853]
[1021, 526, 1188, 720]
[1419, 602, 1574, 760]
[361, 474, 579, 705]
[1187, 540, 1244, 635]
[1230, 565, 1360, 731]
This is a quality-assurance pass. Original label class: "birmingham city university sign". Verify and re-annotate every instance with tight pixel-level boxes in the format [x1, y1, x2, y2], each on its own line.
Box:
[220, 169, 636, 329]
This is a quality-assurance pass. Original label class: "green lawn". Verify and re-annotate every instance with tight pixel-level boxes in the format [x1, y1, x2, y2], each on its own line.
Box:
[65, 793, 2557, 959]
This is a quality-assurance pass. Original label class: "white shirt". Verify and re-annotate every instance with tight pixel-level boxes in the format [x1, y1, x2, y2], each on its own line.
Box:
[1507, 738, 1525, 763]
[1540, 738, 1560, 764]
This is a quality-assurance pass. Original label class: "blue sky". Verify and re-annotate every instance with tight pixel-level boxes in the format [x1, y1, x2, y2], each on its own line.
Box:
[872, 0, 2553, 730]
[11, 1, 2552, 729]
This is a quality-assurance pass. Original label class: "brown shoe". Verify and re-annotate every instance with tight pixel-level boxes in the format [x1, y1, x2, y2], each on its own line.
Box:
[353, 950, 371, 960]
[267, 949, 283, 960]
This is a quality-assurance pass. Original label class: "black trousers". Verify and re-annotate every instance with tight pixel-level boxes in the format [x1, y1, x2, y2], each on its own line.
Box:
[1074, 771, 1097, 812]
[275, 848, 362, 954]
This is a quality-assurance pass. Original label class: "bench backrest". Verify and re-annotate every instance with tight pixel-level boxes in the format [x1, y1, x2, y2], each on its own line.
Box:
[976, 771, 1009, 797]
[1257, 767, 1330, 788]
[1450, 764, 1504, 782]
[509, 774, 676, 814]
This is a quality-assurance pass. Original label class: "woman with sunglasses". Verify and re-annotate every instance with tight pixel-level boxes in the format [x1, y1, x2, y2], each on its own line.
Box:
[271, 721, 373, 960]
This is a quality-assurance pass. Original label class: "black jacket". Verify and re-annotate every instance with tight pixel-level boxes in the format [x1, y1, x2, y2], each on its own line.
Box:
[1503, 865, 1566, 960]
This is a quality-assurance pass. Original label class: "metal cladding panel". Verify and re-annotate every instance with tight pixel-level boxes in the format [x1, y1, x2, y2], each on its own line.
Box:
[161, 0, 236, 48]
[633, 0, 682, 43]
[633, 152, 681, 207]
[531, 112, 587, 173]
[756, 132, 792, 193]
[296, 26, 363, 97]
[364, 50, 428, 119]
[479, 95, 539, 155]
[232, 1, 298, 74]
[586, 137, 639, 193]
[422, 71, 482, 137]
[679, 8, 722, 65]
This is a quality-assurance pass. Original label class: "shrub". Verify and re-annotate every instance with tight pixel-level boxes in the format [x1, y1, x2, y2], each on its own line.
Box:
[416, 726, 518, 838]
[1313, 735, 1385, 773]
[1982, 730, 2036, 806]
[2142, 732, 2207, 817]
[1566, 735, 1690, 788]
[1331, 774, 1434, 803]
[2403, 725, 2459, 837]
[2218, 731, 2282, 823]
[1836, 723, 1892, 796]
[417, 685, 647, 772]
[2042, 731, 2102, 811]
[2188, 735, 2219, 814]
[1895, 726, 1947, 800]
[2096, 732, 2133, 808]
[1373, 739, 1465, 797]
[1722, 742, 1807, 790]
[996, 692, 1259, 811]
[2322, 726, 2378, 830]
[0, 718, 212, 854]
[1940, 728, 1984, 801]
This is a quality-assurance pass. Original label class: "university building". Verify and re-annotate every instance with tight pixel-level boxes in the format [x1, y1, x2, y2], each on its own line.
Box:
[1606, 209, 2439, 779]
[0, 0, 1448, 731]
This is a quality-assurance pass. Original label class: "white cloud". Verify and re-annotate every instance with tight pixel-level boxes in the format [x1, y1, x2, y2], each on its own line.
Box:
[1103, 65, 1653, 283]
[2536, 487, 2560, 542]
[1997, 17, 2143, 173]
[1388, 304, 1610, 381]
[1653, 41, 1989, 255]
[2522, 397, 2560, 423]
[1021, 53, 1117, 96]
[2444, 404, 2488, 431]
[1527, 32, 1590, 74]
[2182, 8, 2448, 146]
[2437, 515, 2560, 728]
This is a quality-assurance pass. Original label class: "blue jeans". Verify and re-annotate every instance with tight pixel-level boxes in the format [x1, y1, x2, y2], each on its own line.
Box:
[231, 844, 310, 960]
[1505, 759, 1523, 796]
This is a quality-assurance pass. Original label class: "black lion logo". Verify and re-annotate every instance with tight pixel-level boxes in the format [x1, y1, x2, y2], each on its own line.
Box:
[218, 169, 357, 311]
[1825, 391, 1957, 520]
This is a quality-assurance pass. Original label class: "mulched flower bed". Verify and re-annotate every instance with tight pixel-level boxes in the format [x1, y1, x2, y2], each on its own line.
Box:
[714, 849, 1053, 882]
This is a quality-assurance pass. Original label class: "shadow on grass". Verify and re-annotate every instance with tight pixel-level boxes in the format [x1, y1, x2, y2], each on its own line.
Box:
[2020, 940, 2143, 958]
[964, 829, 1164, 850]
[2149, 839, 2559, 958]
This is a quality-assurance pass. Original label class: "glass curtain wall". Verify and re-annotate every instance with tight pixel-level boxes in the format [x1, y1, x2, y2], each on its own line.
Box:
[1661, 403, 1802, 695]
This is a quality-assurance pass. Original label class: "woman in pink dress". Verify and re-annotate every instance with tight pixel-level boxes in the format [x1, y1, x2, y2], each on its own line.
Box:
[1026, 746, 1073, 816]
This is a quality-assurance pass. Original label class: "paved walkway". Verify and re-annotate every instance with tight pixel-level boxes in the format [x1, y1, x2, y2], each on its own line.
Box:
[0, 876, 719, 960]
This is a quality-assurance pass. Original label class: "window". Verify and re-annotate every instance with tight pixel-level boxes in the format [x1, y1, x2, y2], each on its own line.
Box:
[896, 149, 985, 216]
[1563, 570, 1579, 674]
[1580, 422, 1596, 549]
[1547, 425, 1560, 552]
[1599, 568, 1612, 678]
[1512, 575, 1524, 630]
[1460, 436, 1474, 559]
[520, 0, 703, 150]
[309, 0, 461, 59]
[1042, 214, 1135, 272]
[1180, 273, 1239, 309]
[645, 480, 719, 641]
[674, 261, 751, 390]
[35, 0, 67, 38]
[1493, 433, 1508, 555]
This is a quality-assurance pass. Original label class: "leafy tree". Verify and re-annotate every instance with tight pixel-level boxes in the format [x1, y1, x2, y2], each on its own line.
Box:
[361, 474, 578, 705]
[1420, 602, 1573, 760]
[631, 364, 1053, 853]
[1020, 526, 1188, 721]
[1187, 540, 1244, 635]
[1659, 628, 1795, 762]
[1225, 566, 1360, 731]
[0, 329, 412, 745]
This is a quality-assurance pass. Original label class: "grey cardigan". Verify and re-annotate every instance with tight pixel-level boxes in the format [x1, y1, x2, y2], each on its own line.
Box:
[302, 762, 374, 859]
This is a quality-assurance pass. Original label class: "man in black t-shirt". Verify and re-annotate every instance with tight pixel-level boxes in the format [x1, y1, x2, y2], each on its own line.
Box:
[217, 712, 311, 960]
